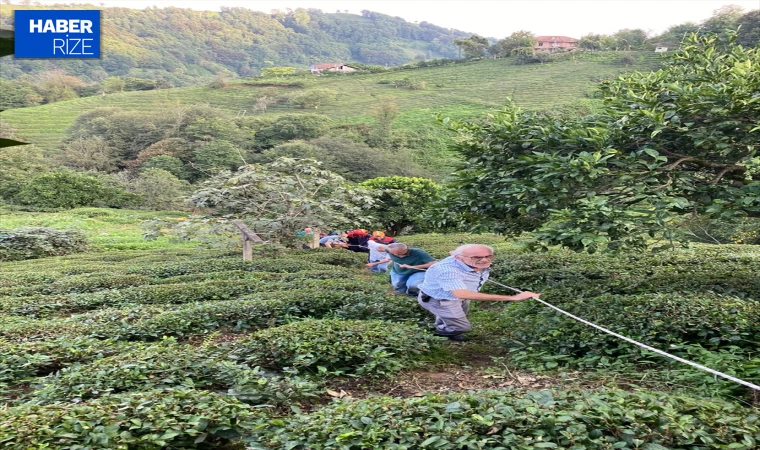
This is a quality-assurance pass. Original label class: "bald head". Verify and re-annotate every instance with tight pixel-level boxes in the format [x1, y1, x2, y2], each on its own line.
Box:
[385, 243, 409, 257]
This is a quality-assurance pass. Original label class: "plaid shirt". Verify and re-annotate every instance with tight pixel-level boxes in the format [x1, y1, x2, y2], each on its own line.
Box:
[419, 256, 489, 300]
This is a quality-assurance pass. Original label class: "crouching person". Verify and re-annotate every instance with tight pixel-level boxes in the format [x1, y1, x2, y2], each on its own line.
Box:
[417, 244, 539, 342]
[385, 243, 437, 296]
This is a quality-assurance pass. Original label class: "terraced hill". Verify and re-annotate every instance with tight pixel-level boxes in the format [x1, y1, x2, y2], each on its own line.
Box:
[0, 51, 664, 153]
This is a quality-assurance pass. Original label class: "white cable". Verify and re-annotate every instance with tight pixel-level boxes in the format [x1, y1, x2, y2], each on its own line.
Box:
[486, 279, 760, 392]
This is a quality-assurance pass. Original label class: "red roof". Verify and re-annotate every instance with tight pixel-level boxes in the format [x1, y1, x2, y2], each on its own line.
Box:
[535, 36, 579, 43]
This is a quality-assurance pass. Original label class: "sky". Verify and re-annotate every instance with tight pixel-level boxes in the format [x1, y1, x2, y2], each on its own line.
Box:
[21, 0, 760, 39]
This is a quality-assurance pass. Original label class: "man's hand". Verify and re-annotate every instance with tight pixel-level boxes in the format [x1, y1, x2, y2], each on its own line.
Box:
[398, 264, 414, 269]
[511, 291, 539, 301]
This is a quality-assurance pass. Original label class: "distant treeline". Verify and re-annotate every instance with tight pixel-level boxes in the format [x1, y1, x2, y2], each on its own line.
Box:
[0, 5, 468, 86]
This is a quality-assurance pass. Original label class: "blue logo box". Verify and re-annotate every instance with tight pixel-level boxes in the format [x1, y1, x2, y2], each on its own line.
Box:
[14, 10, 101, 58]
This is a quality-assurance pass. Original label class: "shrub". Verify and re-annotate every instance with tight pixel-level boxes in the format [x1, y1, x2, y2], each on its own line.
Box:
[12, 170, 137, 209]
[0, 273, 152, 297]
[254, 388, 759, 449]
[29, 343, 319, 406]
[98, 287, 401, 340]
[0, 227, 88, 261]
[0, 389, 261, 449]
[498, 293, 759, 363]
[228, 319, 438, 376]
[0, 337, 149, 383]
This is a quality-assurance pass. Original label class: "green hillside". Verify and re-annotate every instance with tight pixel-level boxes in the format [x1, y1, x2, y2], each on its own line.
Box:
[0, 51, 663, 153]
[0, 4, 469, 84]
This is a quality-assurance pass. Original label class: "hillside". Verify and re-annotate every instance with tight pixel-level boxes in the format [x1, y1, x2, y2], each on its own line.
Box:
[0, 4, 469, 85]
[0, 51, 664, 154]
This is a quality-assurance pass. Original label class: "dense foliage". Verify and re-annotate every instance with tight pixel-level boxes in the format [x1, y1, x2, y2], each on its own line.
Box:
[0, 389, 263, 449]
[442, 31, 760, 252]
[359, 176, 442, 235]
[187, 158, 374, 244]
[0, 227, 88, 261]
[254, 389, 759, 449]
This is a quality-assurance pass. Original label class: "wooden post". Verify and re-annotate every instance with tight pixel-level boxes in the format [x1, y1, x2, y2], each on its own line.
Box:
[311, 228, 320, 249]
[232, 220, 264, 261]
[242, 235, 252, 261]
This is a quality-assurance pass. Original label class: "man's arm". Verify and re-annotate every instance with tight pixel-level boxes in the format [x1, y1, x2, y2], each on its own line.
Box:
[450, 289, 539, 302]
[398, 260, 438, 270]
[366, 258, 391, 267]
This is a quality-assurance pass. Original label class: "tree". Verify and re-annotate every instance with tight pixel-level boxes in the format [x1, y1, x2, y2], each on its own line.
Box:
[288, 88, 337, 109]
[128, 168, 191, 210]
[368, 96, 399, 148]
[578, 33, 615, 51]
[191, 140, 246, 177]
[252, 114, 331, 149]
[101, 77, 126, 93]
[700, 5, 744, 35]
[55, 136, 121, 172]
[736, 10, 760, 48]
[141, 155, 188, 180]
[29, 69, 86, 103]
[0, 79, 42, 110]
[453, 34, 489, 59]
[440, 31, 760, 253]
[188, 158, 374, 244]
[359, 176, 441, 235]
[612, 28, 648, 50]
[13, 170, 136, 209]
[488, 31, 536, 58]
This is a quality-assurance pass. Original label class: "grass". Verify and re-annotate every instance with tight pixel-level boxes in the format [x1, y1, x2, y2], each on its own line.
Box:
[0, 51, 664, 154]
[0, 207, 196, 251]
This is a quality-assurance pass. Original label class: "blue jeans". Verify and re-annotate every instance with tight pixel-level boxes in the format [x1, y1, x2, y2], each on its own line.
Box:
[390, 271, 425, 296]
[370, 260, 390, 273]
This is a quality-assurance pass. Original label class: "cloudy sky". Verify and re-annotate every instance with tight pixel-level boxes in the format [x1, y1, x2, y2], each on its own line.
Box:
[25, 0, 760, 38]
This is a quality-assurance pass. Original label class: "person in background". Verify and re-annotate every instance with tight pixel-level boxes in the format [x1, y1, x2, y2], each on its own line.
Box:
[385, 243, 437, 296]
[366, 241, 390, 272]
[417, 244, 540, 342]
[371, 230, 396, 245]
[319, 231, 348, 248]
[346, 229, 370, 253]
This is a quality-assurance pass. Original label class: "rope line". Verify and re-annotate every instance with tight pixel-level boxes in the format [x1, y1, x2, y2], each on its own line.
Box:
[486, 278, 760, 392]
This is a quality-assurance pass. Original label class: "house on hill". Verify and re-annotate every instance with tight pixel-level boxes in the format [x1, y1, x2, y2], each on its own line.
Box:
[534, 36, 579, 53]
[310, 63, 358, 74]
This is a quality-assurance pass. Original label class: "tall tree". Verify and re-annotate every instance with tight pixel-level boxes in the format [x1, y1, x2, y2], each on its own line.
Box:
[488, 31, 536, 57]
[454, 34, 489, 59]
[368, 96, 399, 148]
[440, 31, 760, 252]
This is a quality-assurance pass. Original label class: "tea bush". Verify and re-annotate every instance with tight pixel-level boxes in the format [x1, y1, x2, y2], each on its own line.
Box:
[228, 319, 439, 376]
[28, 343, 319, 406]
[113, 289, 421, 340]
[124, 257, 337, 278]
[499, 293, 759, 360]
[487, 246, 760, 300]
[254, 388, 760, 449]
[0, 389, 262, 449]
[0, 273, 154, 297]
[0, 227, 88, 261]
[0, 337, 142, 383]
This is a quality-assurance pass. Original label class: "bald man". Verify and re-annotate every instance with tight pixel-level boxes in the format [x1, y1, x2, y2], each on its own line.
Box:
[417, 244, 540, 342]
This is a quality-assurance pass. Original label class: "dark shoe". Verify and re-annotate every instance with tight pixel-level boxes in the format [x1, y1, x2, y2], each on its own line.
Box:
[434, 333, 469, 342]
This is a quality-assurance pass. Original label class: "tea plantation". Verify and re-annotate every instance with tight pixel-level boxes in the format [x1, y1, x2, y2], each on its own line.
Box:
[0, 220, 758, 449]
